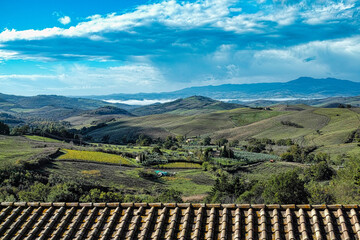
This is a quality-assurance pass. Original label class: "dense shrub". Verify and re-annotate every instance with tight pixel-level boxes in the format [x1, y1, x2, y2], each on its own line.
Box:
[304, 161, 334, 181]
[262, 170, 308, 204]
[206, 173, 250, 203]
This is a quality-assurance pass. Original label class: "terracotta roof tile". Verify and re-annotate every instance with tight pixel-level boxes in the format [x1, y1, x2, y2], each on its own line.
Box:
[1, 203, 360, 239]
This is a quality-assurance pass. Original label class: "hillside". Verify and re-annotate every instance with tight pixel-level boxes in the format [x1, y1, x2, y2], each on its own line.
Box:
[131, 96, 244, 116]
[0, 93, 133, 110]
[64, 106, 134, 126]
[84, 107, 285, 141]
[82, 106, 360, 158]
[88, 77, 360, 101]
[82, 106, 134, 116]
[0, 93, 136, 122]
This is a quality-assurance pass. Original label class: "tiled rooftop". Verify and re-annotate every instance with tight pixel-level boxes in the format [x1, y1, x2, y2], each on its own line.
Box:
[0, 202, 359, 239]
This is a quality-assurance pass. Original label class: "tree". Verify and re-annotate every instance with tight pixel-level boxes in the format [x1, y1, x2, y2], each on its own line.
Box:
[152, 146, 162, 155]
[206, 173, 249, 203]
[314, 152, 330, 163]
[0, 122, 9, 135]
[216, 138, 228, 147]
[176, 135, 185, 143]
[202, 136, 211, 146]
[10, 125, 29, 135]
[304, 161, 334, 182]
[220, 145, 234, 158]
[280, 152, 294, 162]
[136, 134, 152, 146]
[262, 170, 308, 204]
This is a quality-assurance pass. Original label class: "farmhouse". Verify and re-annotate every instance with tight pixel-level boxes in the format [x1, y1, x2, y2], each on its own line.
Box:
[0, 202, 359, 239]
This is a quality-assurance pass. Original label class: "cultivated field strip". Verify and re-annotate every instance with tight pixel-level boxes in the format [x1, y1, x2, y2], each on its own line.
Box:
[0, 202, 360, 239]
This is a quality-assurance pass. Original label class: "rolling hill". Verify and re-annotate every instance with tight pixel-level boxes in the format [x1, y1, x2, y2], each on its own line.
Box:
[130, 96, 244, 116]
[0, 93, 136, 122]
[0, 93, 133, 110]
[81, 105, 360, 158]
[64, 106, 134, 126]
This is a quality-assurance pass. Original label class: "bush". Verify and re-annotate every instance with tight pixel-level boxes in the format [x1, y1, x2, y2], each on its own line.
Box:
[155, 189, 182, 203]
[276, 139, 293, 146]
[306, 181, 334, 204]
[80, 188, 123, 202]
[262, 170, 308, 204]
[206, 173, 250, 203]
[152, 147, 162, 155]
[138, 169, 158, 180]
[18, 182, 51, 202]
[281, 121, 304, 128]
[202, 136, 211, 146]
[280, 152, 294, 162]
[304, 161, 334, 182]
[202, 162, 210, 171]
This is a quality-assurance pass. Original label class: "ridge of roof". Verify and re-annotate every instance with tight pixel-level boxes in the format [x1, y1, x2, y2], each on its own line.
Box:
[0, 202, 356, 209]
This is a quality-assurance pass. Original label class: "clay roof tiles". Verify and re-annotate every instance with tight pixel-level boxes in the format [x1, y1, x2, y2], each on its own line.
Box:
[0, 202, 359, 239]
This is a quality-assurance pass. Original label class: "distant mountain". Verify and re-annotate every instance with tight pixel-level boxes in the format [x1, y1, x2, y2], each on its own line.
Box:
[237, 96, 360, 108]
[130, 96, 244, 116]
[88, 77, 360, 101]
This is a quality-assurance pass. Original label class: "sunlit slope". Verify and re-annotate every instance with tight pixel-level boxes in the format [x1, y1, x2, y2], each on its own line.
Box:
[212, 108, 326, 140]
[305, 108, 360, 145]
[213, 108, 360, 146]
[86, 108, 286, 141]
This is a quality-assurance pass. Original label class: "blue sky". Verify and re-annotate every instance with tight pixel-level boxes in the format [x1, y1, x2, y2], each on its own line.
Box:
[0, 0, 359, 96]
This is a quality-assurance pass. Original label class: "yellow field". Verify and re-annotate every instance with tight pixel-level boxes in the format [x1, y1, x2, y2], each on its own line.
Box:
[57, 149, 135, 166]
[158, 162, 201, 169]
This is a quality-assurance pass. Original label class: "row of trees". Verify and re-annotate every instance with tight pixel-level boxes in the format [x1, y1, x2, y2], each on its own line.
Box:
[207, 160, 336, 204]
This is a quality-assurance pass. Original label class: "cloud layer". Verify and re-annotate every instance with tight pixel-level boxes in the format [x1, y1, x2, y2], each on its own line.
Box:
[0, 0, 359, 95]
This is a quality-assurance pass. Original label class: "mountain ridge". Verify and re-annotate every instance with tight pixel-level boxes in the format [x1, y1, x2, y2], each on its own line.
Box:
[86, 77, 360, 101]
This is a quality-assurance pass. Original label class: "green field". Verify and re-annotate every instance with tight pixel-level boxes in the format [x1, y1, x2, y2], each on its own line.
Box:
[57, 149, 137, 166]
[0, 136, 46, 167]
[25, 135, 63, 143]
[162, 169, 215, 197]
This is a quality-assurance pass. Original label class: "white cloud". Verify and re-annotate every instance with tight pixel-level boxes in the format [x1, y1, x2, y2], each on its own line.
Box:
[58, 16, 71, 25]
[52, 63, 167, 93]
[0, 63, 167, 95]
[301, 2, 355, 24]
[0, 74, 58, 81]
[0, 0, 357, 45]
